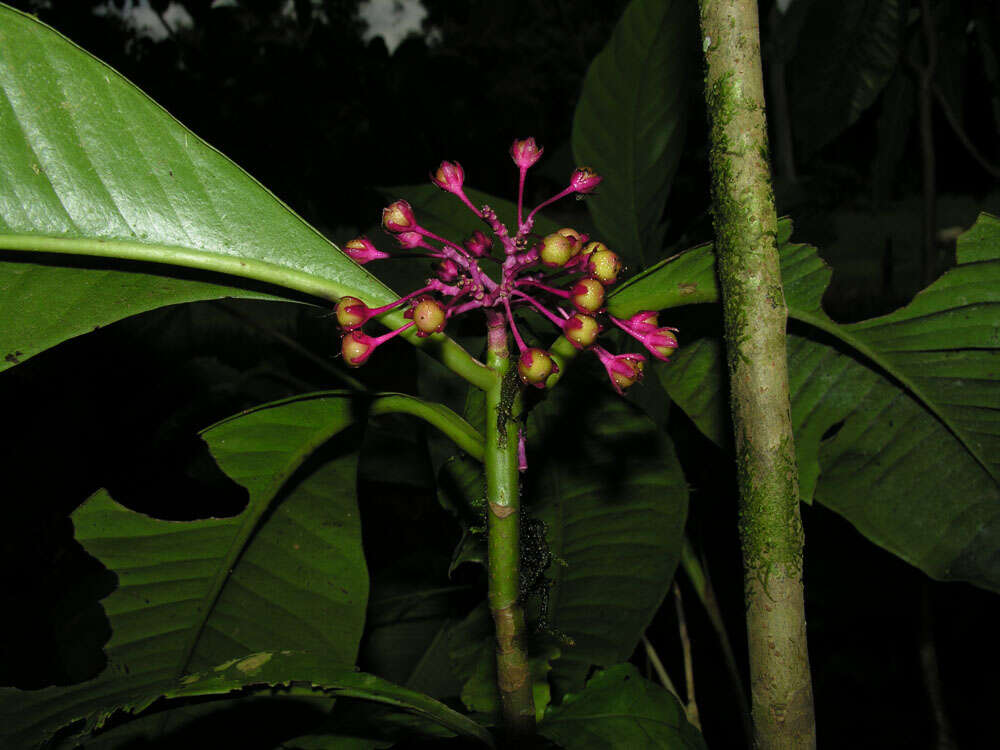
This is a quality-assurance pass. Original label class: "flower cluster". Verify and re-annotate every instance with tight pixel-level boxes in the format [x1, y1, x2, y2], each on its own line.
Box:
[336, 138, 677, 394]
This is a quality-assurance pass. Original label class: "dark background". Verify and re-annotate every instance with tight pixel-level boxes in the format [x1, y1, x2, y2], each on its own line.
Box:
[2, 1, 999, 748]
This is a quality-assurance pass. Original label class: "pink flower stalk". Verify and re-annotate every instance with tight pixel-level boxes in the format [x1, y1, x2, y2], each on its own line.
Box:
[511, 138, 544, 229]
[594, 346, 646, 394]
[343, 236, 390, 265]
[525, 166, 604, 227]
[517, 427, 528, 472]
[332, 137, 676, 394]
[341, 323, 414, 367]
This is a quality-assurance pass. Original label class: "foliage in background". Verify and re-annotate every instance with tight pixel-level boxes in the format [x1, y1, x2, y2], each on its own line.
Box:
[0, 0, 998, 747]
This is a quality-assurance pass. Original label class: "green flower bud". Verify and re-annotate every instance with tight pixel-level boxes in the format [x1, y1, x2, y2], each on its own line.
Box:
[539, 232, 575, 267]
[571, 278, 605, 313]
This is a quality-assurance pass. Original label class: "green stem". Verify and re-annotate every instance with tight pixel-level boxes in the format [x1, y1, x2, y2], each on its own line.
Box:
[698, 1, 816, 748]
[0, 235, 494, 391]
[679, 538, 752, 744]
[369, 393, 484, 461]
[484, 317, 535, 738]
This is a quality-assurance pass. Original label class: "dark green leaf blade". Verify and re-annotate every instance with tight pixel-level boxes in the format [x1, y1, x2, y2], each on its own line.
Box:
[539, 664, 706, 750]
[526, 382, 689, 695]
[0, 393, 369, 747]
[0, 6, 396, 373]
[572, 0, 694, 269]
[787, 0, 902, 155]
[611, 215, 1000, 592]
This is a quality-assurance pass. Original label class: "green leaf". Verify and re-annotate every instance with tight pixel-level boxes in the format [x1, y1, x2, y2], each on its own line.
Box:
[446, 604, 556, 724]
[572, 0, 694, 269]
[539, 664, 706, 750]
[173, 654, 492, 747]
[0, 7, 488, 389]
[0, 393, 370, 747]
[787, 0, 902, 155]
[429, 382, 689, 698]
[526, 381, 689, 695]
[69, 654, 492, 749]
[609, 215, 1000, 592]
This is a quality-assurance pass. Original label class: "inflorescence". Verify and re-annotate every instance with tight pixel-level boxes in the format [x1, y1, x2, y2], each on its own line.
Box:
[335, 137, 678, 395]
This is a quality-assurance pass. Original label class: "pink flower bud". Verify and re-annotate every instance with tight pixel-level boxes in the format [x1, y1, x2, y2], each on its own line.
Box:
[394, 230, 424, 249]
[431, 161, 465, 194]
[594, 347, 646, 394]
[464, 230, 493, 257]
[335, 296, 370, 331]
[382, 200, 417, 233]
[626, 311, 660, 333]
[636, 326, 679, 362]
[435, 258, 460, 282]
[571, 278, 605, 313]
[511, 137, 544, 169]
[342, 330, 378, 367]
[405, 296, 447, 337]
[569, 167, 602, 194]
[518, 347, 558, 388]
[343, 236, 389, 265]
[563, 313, 600, 349]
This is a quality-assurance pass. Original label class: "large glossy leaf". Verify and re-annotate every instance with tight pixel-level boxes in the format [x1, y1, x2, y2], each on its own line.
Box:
[787, 0, 901, 155]
[538, 664, 706, 750]
[609, 215, 1000, 592]
[0, 6, 400, 374]
[0, 393, 370, 747]
[571, 0, 693, 269]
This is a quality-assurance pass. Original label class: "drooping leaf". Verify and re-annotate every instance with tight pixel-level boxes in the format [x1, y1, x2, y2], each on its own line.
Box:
[0, 6, 401, 374]
[0, 393, 370, 747]
[173, 654, 492, 747]
[787, 0, 902, 155]
[572, 0, 694, 269]
[63, 653, 492, 749]
[609, 215, 1000, 592]
[539, 664, 706, 750]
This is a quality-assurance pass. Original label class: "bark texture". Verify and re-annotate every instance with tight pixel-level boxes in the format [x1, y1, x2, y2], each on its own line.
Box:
[697, 2, 816, 747]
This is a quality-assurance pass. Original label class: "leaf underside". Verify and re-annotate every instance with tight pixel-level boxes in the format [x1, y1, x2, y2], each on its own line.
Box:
[0, 394, 369, 747]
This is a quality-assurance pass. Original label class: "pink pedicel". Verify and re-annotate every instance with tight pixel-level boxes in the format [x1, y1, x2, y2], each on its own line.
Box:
[331, 138, 674, 398]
